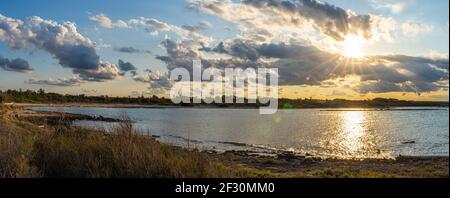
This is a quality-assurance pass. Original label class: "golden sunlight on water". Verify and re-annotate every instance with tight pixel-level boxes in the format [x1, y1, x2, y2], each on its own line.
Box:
[318, 110, 391, 159]
[341, 111, 365, 154]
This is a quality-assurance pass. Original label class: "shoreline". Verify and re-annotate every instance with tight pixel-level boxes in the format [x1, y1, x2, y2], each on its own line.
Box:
[15, 108, 120, 124]
[8, 102, 450, 110]
[3, 105, 448, 177]
[10, 102, 179, 109]
[214, 151, 448, 177]
[16, 106, 450, 160]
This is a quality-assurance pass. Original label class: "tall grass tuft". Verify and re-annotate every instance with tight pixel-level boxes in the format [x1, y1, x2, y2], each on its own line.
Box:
[30, 114, 245, 178]
[0, 120, 40, 177]
[1, 106, 270, 178]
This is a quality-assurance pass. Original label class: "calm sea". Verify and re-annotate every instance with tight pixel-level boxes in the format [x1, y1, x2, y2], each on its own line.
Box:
[30, 107, 449, 159]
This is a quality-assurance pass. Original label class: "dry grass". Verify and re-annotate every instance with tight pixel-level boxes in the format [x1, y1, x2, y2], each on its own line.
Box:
[1, 105, 447, 178]
[32, 120, 234, 177]
[0, 120, 40, 177]
[0, 106, 271, 178]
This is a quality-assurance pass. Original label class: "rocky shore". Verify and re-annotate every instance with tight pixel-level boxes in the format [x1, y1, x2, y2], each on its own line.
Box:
[13, 108, 119, 125]
[213, 150, 449, 177]
[3, 105, 448, 178]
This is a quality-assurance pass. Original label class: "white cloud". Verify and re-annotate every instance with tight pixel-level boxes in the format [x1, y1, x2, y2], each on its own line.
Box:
[26, 76, 85, 87]
[371, 0, 406, 14]
[402, 22, 433, 36]
[89, 14, 128, 29]
[90, 14, 213, 46]
[0, 13, 121, 81]
[127, 17, 213, 45]
[132, 70, 173, 94]
[114, 20, 128, 28]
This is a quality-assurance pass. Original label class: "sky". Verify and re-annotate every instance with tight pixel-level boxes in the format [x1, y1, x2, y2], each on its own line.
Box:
[0, 0, 449, 101]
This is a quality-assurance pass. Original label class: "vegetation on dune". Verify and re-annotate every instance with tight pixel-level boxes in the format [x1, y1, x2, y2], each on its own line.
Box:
[0, 105, 448, 178]
[31, 119, 267, 178]
[0, 105, 273, 178]
[1, 89, 448, 108]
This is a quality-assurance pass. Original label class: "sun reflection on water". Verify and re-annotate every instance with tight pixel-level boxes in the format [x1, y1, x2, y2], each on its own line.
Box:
[318, 110, 393, 159]
[342, 111, 365, 154]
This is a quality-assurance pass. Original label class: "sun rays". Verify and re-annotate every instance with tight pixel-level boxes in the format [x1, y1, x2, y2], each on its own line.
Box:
[340, 35, 367, 58]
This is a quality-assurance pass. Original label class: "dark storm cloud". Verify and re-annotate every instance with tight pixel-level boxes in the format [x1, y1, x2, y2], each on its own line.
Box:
[0, 56, 33, 73]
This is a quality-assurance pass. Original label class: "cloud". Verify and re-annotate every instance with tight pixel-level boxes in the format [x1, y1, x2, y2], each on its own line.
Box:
[0, 13, 121, 82]
[89, 14, 214, 48]
[128, 17, 213, 45]
[26, 76, 84, 87]
[128, 17, 172, 31]
[54, 44, 100, 70]
[190, 0, 373, 41]
[89, 15, 214, 48]
[114, 46, 141, 53]
[162, 0, 448, 95]
[81, 89, 98, 94]
[118, 59, 137, 76]
[118, 59, 137, 71]
[89, 14, 128, 28]
[199, 41, 228, 54]
[331, 90, 348, 96]
[402, 22, 433, 36]
[114, 20, 128, 28]
[74, 61, 121, 82]
[132, 69, 173, 94]
[182, 21, 213, 32]
[253, 0, 372, 40]
[0, 56, 33, 73]
[113, 46, 151, 54]
[0, 15, 96, 65]
[371, 0, 406, 14]
[155, 37, 448, 94]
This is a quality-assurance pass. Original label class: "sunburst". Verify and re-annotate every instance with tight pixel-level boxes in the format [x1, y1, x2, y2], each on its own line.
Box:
[341, 35, 366, 58]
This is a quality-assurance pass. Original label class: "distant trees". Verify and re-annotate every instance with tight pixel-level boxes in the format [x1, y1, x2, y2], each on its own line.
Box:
[0, 89, 173, 105]
[0, 89, 448, 108]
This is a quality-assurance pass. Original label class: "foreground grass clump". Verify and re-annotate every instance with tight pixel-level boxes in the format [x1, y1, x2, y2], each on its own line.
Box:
[32, 119, 242, 177]
[1, 106, 271, 178]
[1, 105, 448, 178]
[0, 121, 40, 177]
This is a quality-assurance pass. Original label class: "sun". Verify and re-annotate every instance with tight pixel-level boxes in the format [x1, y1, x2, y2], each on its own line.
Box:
[341, 35, 366, 58]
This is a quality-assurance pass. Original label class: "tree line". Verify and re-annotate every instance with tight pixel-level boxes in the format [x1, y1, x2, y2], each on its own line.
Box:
[0, 89, 448, 108]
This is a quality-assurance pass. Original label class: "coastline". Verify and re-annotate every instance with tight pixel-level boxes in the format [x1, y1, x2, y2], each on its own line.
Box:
[14, 108, 120, 124]
[2, 105, 447, 178]
[9, 102, 179, 109]
[214, 151, 449, 177]
[8, 102, 450, 110]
